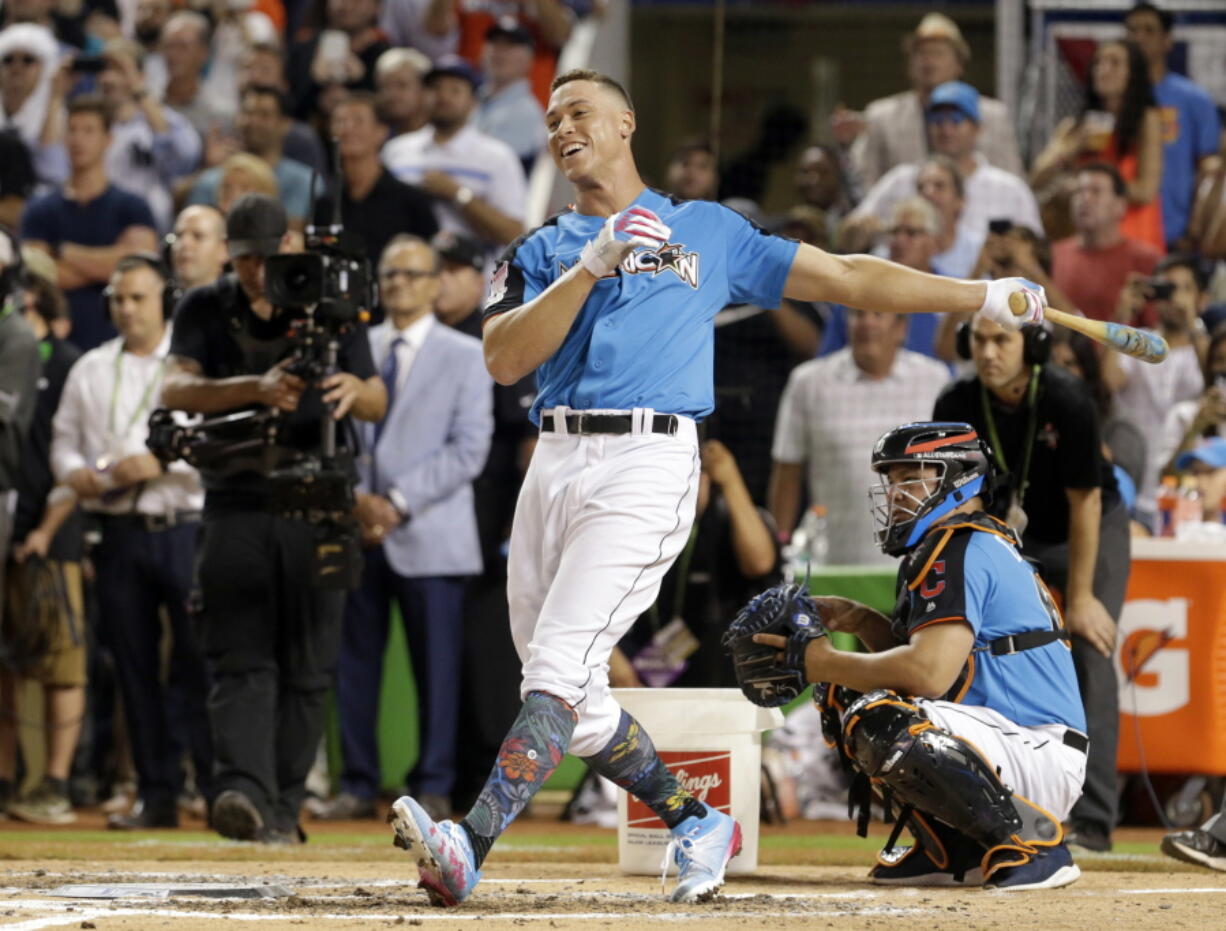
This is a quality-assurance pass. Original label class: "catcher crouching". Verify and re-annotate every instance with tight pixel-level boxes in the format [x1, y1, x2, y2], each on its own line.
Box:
[725, 421, 1087, 891]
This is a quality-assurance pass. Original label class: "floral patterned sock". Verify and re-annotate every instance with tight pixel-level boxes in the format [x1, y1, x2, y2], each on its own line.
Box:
[582, 710, 706, 830]
[460, 690, 577, 867]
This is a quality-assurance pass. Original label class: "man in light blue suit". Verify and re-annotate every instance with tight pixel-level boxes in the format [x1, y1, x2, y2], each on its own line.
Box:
[315, 235, 493, 821]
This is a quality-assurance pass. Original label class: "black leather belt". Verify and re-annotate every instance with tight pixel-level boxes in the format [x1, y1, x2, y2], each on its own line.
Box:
[1063, 729, 1089, 754]
[540, 412, 679, 436]
[97, 510, 202, 532]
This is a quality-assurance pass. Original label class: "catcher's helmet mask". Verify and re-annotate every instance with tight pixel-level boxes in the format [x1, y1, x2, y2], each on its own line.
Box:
[869, 422, 995, 556]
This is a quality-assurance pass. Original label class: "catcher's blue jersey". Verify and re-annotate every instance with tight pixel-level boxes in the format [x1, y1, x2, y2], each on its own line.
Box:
[898, 523, 1087, 732]
[482, 187, 800, 425]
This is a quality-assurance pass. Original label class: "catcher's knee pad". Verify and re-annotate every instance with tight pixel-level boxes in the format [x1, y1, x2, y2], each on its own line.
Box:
[841, 691, 1061, 858]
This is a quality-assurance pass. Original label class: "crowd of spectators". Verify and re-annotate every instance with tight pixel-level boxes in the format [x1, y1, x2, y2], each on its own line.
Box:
[0, 0, 1224, 856]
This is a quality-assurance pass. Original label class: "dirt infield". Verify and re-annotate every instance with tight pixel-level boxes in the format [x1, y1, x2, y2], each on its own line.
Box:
[2, 815, 1223, 930]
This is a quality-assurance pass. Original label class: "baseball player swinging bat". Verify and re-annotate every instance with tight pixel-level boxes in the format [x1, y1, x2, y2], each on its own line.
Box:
[1008, 291, 1168, 364]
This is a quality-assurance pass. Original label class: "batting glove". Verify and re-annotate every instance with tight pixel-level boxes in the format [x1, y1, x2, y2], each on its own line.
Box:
[580, 207, 671, 279]
[976, 277, 1046, 330]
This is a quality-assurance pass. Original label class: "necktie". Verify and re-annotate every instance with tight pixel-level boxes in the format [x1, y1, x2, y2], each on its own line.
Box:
[375, 337, 405, 446]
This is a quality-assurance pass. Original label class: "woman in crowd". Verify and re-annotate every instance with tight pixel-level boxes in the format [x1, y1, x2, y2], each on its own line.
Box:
[1032, 39, 1164, 251]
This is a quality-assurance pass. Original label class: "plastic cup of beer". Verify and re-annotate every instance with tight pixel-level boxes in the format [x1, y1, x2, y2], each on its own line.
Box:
[1083, 110, 1115, 153]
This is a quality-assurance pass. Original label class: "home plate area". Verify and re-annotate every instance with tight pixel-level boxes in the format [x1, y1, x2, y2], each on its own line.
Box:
[3, 861, 1225, 930]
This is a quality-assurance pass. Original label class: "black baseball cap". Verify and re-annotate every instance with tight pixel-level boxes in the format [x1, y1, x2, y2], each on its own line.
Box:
[226, 193, 287, 258]
[424, 54, 482, 90]
[485, 17, 533, 47]
[431, 230, 485, 271]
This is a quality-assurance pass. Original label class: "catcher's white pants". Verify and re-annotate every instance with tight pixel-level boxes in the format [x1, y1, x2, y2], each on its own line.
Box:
[919, 699, 1088, 821]
[507, 408, 699, 757]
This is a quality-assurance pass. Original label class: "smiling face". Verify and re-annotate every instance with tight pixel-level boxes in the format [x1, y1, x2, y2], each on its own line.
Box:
[546, 79, 635, 186]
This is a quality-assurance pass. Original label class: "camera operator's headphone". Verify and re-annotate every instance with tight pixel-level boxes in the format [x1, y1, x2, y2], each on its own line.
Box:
[956, 320, 1051, 366]
[104, 252, 179, 320]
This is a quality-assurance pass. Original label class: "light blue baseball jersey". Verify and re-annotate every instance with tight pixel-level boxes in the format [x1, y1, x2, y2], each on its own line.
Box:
[482, 187, 800, 424]
[895, 520, 1086, 732]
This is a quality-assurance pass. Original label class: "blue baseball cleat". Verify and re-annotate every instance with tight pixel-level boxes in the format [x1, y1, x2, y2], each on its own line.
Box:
[663, 808, 743, 903]
[388, 796, 482, 906]
[984, 842, 1080, 892]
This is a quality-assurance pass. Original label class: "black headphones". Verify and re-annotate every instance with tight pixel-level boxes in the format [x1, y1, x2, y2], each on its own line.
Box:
[956, 320, 1052, 366]
[104, 252, 180, 320]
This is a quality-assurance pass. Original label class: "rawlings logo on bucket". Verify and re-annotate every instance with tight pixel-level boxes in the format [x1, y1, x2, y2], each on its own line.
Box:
[626, 750, 731, 828]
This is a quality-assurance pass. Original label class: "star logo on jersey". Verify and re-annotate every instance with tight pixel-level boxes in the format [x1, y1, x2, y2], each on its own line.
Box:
[560, 242, 701, 289]
[625, 242, 701, 288]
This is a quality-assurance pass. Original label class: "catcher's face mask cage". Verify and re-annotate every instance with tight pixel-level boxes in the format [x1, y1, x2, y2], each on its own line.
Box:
[868, 422, 992, 556]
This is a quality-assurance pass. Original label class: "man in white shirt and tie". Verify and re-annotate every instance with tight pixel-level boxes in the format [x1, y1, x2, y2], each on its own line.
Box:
[50, 253, 212, 830]
[312, 235, 492, 822]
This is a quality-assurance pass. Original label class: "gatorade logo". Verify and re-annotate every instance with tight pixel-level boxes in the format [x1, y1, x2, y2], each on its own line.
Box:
[626, 750, 731, 828]
[1116, 598, 1189, 716]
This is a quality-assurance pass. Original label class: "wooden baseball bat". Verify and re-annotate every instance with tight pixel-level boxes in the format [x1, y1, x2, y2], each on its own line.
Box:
[1008, 291, 1168, 364]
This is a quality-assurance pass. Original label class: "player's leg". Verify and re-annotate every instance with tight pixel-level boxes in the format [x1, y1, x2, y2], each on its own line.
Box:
[530, 428, 737, 901]
[841, 691, 1082, 892]
[388, 429, 581, 905]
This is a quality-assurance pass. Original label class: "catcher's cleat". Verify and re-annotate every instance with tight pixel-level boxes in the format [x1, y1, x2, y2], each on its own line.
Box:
[869, 845, 984, 887]
[1161, 829, 1226, 872]
[984, 842, 1080, 892]
[663, 808, 742, 903]
[388, 795, 481, 906]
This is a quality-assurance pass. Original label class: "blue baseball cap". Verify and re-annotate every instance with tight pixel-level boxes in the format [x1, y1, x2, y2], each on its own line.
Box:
[1175, 437, 1226, 471]
[425, 54, 481, 90]
[927, 81, 981, 124]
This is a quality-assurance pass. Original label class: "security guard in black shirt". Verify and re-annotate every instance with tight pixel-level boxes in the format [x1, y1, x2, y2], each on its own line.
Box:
[934, 313, 1129, 855]
[161, 195, 386, 842]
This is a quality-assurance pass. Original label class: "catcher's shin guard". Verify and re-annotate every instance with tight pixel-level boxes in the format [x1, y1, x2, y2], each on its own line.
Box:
[840, 690, 1063, 878]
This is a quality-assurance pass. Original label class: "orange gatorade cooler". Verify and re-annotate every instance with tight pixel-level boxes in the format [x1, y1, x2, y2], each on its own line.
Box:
[1116, 539, 1226, 774]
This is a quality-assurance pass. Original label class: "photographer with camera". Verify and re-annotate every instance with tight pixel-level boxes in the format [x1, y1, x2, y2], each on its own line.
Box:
[160, 193, 385, 843]
[1103, 254, 1209, 529]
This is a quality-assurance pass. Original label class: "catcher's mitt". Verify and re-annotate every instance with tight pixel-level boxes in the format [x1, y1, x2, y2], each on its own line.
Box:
[722, 582, 826, 707]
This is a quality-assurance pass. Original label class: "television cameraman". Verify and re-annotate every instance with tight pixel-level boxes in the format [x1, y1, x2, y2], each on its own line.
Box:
[160, 194, 386, 843]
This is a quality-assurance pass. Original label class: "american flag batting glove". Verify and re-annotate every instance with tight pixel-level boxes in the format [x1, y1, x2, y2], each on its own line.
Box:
[580, 206, 672, 278]
[977, 276, 1046, 331]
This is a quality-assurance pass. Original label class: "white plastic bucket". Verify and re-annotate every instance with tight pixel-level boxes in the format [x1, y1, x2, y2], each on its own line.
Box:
[610, 688, 784, 875]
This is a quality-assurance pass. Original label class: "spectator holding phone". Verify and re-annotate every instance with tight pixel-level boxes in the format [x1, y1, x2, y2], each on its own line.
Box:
[1102, 254, 1208, 529]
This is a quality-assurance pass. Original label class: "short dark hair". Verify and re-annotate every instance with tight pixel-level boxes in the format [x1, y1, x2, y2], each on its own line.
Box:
[1156, 252, 1208, 292]
[67, 95, 112, 132]
[1078, 161, 1127, 198]
[550, 68, 634, 112]
[22, 272, 67, 325]
[114, 253, 169, 283]
[334, 90, 381, 121]
[1126, 2, 1173, 33]
[240, 83, 290, 118]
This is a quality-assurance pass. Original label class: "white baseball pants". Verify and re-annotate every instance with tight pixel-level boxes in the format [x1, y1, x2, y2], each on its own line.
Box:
[507, 407, 700, 757]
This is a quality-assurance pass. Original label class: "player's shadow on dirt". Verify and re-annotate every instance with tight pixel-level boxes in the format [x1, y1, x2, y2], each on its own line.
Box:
[735, 872, 869, 889]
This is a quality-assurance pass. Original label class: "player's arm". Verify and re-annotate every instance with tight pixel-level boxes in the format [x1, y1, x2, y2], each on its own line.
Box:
[783, 243, 991, 316]
[483, 264, 598, 385]
[485, 208, 672, 385]
[797, 620, 974, 698]
[811, 596, 898, 653]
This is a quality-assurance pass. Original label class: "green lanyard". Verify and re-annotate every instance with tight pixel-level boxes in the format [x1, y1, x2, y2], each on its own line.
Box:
[107, 345, 166, 441]
[980, 366, 1041, 503]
